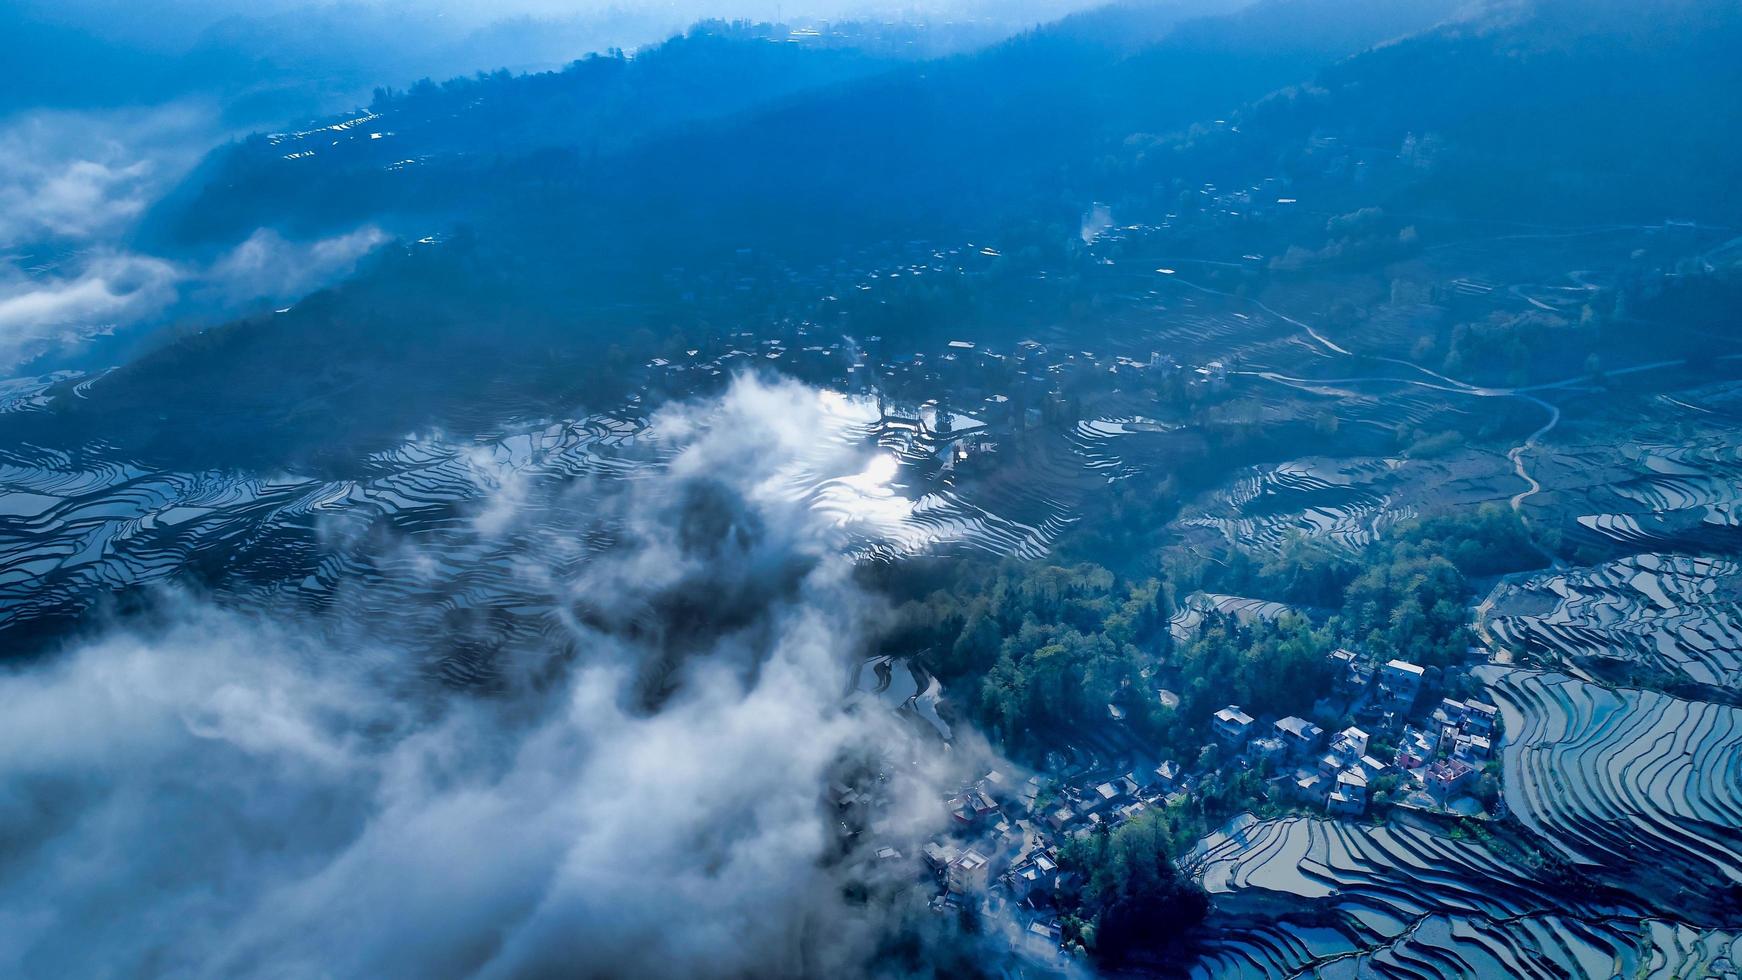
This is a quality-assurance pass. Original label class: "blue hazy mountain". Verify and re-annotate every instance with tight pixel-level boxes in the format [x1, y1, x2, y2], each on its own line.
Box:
[3, 3, 1742, 976]
[15, 0, 1713, 473]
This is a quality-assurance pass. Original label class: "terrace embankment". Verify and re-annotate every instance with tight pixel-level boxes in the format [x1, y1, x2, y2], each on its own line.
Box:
[1481, 552, 1742, 693]
[1477, 666, 1742, 911]
[1178, 812, 1735, 979]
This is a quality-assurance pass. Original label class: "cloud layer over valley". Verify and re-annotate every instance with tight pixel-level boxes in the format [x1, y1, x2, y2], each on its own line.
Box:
[0, 376, 996, 978]
[0, 106, 389, 371]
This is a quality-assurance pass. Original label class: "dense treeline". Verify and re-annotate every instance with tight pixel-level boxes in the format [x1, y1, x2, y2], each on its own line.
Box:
[883, 504, 1539, 757]
[882, 562, 1166, 752]
[872, 504, 1541, 964]
[1056, 812, 1210, 962]
[1172, 504, 1540, 663]
[1159, 507, 1539, 731]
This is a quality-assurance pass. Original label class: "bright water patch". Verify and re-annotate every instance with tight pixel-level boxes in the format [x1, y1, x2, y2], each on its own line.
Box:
[1181, 813, 1733, 979]
[0, 381, 1134, 654]
[1478, 665, 1742, 891]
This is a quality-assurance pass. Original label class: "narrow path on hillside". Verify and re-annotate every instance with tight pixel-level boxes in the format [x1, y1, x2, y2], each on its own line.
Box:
[1162, 265, 1714, 535]
[1507, 396, 1558, 514]
[1139, 254, 1742, 580]
[1165, 265, 1556, 563]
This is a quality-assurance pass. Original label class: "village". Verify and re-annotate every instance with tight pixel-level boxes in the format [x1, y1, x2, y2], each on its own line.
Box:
[852, 642, 1507, 959]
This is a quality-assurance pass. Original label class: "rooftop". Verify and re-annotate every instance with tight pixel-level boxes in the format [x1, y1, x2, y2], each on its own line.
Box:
[952, 850, 989, 871]
[1277, 716, 1323, 739]
[1215, 705, 1255, 725]
[1428, 759, 1475, 779]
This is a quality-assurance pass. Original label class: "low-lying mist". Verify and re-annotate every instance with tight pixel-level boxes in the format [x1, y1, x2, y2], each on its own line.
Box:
[0, 376, 1006, 978]
[0, 105, 389, 372]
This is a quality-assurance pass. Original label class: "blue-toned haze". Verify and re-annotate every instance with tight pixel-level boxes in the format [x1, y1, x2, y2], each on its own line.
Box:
[0, 1, 1739, 977]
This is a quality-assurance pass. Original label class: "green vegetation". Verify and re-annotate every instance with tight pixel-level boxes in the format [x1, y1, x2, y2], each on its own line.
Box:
[883, 505, 1538, 761]
[1056, 810, 1210, 964]
[1174, 504, 1540, 665]
[1169, 615, 1334, 724]
[873, 505, 1543, 961]
[1442, 310, 1582, 388]
[868, 507, 1535, 966]
[880, 562, 1166, 752]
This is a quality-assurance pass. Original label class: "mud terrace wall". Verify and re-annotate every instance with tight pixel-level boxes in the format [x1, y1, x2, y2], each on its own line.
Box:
[1482, 553, 1742, 689]
[1476, 666, 1742, 892]
[1180, 813, 1738, 979]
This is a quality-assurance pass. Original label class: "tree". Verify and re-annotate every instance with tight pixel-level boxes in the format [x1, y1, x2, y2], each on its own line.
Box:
[1067, 812, 1209, 964]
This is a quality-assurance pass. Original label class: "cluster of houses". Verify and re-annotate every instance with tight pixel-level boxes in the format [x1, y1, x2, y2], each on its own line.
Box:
[887, 649, 1504, 960]
[1375, 655, 1499, 808]
[910, 754, 1206, 956]
[909, 768, 1079, 953]
[1397, 696, 1498, 805]
[1207, 651, 1503, 818]
[629, 226, 1256, 472]
[1213, 704, 1388, 816]
[632, 314, 1251, 500]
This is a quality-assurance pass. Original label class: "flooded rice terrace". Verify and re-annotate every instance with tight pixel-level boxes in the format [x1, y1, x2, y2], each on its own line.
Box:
[0, 375, 1142, 683]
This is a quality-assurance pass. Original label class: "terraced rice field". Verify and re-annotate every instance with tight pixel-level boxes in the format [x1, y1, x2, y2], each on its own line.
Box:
[1181, 814, 1739, 979]
[1477, 666, 1742, 892]
[1570, 441, 1742, 551]
[0, 385, 1186, 653]
[1066, 416, 1178, 479]
[1170, 592, 1298, 642]
[1176, 451, 1514, 557]
[1179, 456, 1416, 554]
[1482, 553, 1742, 688]
[0, 416, 654, 634]
[1521, 379, 1742, 556]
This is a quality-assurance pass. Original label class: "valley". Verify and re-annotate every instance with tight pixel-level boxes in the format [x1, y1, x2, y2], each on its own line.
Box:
[0, 1, 1738, 976]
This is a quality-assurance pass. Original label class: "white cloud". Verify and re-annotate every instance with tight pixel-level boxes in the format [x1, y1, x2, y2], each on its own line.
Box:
[0, 375, 1007, 978]
[198, 225, 391, 306]
[0, 104, 395, 372]
[0, 251, 181, 367]
[0, 226, 389, 372]
[0, 104, 215, 247]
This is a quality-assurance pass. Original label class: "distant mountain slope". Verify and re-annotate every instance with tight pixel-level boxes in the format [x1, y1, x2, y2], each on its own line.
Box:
[142, 18, 1000, 248]
[0, 1, 702, 122]
[1113, 0, 1742, 225]
[539, 0, 1458, 255]
[30, 0, 1471, 470]
[145, 0, 1456, 253]
[46, 0, 1739, 475]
